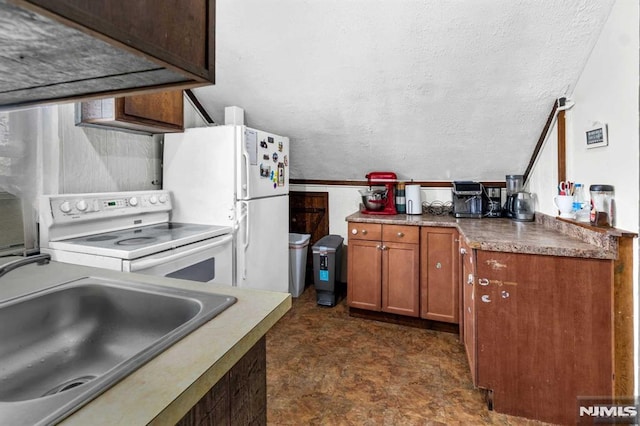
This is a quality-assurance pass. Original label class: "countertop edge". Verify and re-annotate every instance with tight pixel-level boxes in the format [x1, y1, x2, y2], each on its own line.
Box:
[346, 212, 618, 260]
[149, 298, 291, 425]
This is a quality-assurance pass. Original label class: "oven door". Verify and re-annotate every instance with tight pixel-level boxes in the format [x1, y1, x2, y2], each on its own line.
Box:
[123, 234, 233, 284]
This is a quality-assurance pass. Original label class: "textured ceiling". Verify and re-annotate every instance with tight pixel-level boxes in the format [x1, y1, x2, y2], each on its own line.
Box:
[193, 0, 615, 182]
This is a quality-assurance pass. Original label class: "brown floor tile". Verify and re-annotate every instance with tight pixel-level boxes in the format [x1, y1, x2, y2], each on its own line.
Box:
[266, 285, 551, 425]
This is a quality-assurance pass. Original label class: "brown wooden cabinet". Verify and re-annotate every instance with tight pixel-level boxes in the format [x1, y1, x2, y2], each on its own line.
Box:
[471, 250, 615, 425]
[459, 240, 476, 385]
[176, 336, 267, 425]
[77, 90, 184, 134]
[381, 225, 420, 316]
[420, 227, 459, 323]
[347, 222, 419, 317]
[2, 0, 214, 109]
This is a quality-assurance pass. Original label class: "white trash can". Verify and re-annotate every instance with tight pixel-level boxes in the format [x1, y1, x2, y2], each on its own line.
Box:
[289, 233, 311, 297]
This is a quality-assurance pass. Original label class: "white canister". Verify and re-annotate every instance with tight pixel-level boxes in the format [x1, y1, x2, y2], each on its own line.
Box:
[405, 184, 422, 215]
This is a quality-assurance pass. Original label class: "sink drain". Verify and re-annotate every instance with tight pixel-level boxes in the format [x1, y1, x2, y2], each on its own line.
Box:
[42, 375, 97, 397]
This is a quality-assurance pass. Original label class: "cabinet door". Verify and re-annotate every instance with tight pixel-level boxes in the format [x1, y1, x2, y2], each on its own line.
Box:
[347, 239, 382, 311]
[460, 242, 476, 385]
[474, 251, 614, 424]
[420, 227, 459, 323]
[116, 90, 184, 132]
[381, 241, 420, 317]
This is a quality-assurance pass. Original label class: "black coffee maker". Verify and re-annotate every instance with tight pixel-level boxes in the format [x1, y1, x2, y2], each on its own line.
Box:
[483, 186, 502, 217]
[504, 174, 524, 218]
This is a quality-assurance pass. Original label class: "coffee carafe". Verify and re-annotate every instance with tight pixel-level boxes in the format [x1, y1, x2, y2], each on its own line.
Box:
[504, 174, 524, 218]
[512, 192, 535, 221]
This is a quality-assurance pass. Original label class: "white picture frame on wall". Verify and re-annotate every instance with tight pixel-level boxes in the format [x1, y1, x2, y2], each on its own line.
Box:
[585, 123, 608, 149]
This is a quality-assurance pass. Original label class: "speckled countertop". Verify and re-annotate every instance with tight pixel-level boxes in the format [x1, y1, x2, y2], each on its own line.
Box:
[0, 258, 291, 426]
[346, 211, 619, 259]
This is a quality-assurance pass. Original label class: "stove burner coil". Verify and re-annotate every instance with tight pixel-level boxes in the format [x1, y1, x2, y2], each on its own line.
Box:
[116, 237, 157, 246]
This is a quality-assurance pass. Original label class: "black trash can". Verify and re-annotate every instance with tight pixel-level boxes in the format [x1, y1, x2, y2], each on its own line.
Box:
[312, 234, 344, 306]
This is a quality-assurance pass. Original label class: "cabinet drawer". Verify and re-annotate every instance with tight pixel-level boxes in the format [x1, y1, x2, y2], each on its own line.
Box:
[348, 222, 382, 241]
[383, 225, 419, 244]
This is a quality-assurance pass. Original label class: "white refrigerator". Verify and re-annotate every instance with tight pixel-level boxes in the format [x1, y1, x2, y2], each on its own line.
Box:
[163, 125, 289, 293]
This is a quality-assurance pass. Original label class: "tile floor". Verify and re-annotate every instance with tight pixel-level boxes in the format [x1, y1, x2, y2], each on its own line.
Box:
[266, 285, 549, 425]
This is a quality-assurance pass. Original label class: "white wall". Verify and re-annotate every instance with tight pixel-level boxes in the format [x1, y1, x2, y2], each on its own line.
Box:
[530, 0, 638, 233]
[55, 104, 162, 194]
[528, 0, 639, 393]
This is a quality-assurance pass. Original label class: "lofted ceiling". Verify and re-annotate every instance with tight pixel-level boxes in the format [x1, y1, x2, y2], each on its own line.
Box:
[193, 0, 615, 182]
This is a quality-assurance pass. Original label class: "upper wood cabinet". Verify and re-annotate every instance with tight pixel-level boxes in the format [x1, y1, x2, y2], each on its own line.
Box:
[1, 0, 215, 110]
[76, 90, 184, 134]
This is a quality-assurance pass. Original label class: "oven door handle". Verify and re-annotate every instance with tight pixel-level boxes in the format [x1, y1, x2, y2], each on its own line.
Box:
[128, 234, 233, 272]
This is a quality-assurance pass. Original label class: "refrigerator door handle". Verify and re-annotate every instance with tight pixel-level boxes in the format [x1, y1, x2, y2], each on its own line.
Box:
[239, 200, 250, 280]
[241, 149, 251, 199]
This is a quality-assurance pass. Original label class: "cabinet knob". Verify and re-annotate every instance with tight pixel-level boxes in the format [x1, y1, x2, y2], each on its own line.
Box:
[351, 229, 357, 235]
[361, 229, 368, 235]
[435, 262, 442, 269]
[397, 232, 404, 237]
[381, 245, 388, 251]
[467, 273, 473, 285]
[460, 247, 467, 255]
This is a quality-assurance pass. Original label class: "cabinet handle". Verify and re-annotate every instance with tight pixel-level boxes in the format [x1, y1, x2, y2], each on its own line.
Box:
[478, 278, 489, 286]
[481, 295, 491, 303]
[467, 273, 473, 285]
[435, 262, 442, 269]
[361, 229, 368, 235]
[397, 232, 404, 238]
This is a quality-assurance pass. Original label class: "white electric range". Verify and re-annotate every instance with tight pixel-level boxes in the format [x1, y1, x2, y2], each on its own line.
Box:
[39, 190, 233, 284]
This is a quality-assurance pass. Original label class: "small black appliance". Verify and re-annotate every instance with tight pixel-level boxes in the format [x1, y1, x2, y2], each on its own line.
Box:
[452, 181, 483, 218]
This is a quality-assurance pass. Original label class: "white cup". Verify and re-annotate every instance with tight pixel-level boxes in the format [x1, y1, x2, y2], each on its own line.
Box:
[553, 195, 575, 219]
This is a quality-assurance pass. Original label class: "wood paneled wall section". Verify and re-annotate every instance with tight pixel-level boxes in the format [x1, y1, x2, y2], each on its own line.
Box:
[289, 191, 330, 283]
[614, 235, 635, 397]
[557, 110, 566, 183]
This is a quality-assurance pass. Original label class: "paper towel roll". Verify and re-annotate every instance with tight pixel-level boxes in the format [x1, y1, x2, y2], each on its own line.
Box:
[405, 185, 422, 215]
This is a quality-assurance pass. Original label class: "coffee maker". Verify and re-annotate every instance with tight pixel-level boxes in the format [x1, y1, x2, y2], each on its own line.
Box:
[360, 172, 398, 215]
[452, 181, 483, 218]
[504, 174, 523, 218]
[504, 174, 534, 221]
[483, 186, 502, 218]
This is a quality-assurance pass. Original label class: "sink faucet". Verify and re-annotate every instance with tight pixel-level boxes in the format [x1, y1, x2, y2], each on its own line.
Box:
[0, 253, 51, 279]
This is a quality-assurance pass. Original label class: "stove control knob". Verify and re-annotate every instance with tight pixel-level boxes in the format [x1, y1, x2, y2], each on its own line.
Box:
[149, 195, 158, 204]
[159, 194, 168, 204]
[59, 201, 72, 213]
[129, 197, 138, 206]
[75, 200, 88, 212]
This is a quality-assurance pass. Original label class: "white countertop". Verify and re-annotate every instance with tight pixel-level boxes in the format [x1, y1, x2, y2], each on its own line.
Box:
[0, 257, 291, 425]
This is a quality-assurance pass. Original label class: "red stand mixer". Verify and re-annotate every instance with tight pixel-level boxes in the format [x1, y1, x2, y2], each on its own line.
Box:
[360, 171, 398, 215]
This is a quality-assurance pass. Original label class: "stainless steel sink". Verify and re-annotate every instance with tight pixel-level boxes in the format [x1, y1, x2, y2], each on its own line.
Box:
[0, 276, 236, 425]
